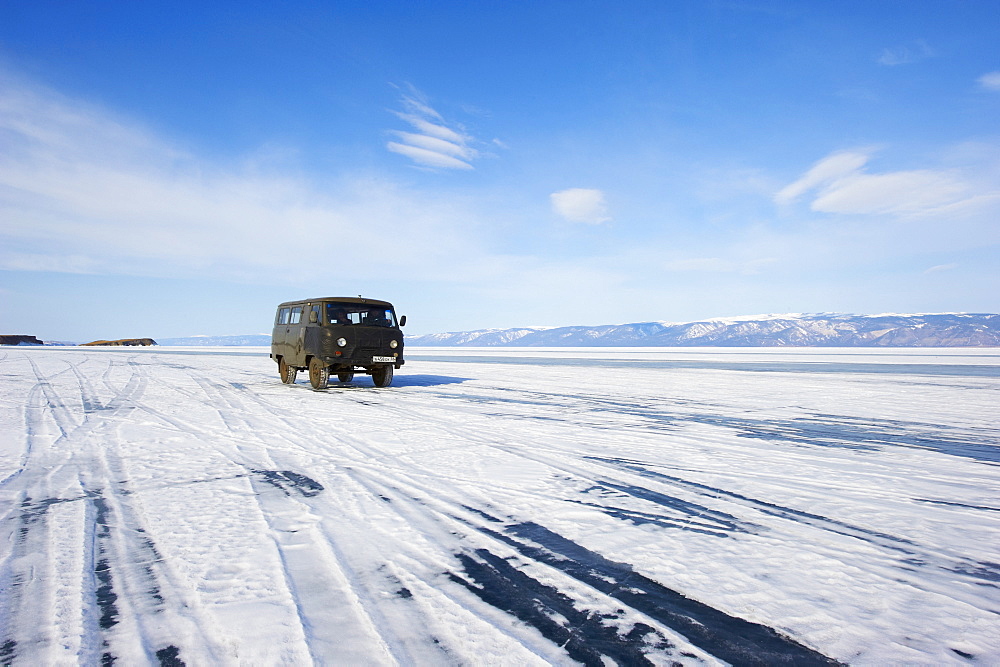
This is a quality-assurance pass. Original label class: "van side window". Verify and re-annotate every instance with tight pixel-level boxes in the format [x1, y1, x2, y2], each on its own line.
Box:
[310, 305, 321, 323]
[277, 308, 290, 325]
[290, 307, 302, 324]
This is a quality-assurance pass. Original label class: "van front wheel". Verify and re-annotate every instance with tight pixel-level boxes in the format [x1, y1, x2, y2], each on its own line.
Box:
[279, 358, 297, 384]
[309, 358, 329, 390]
[372, 365, 393, 388]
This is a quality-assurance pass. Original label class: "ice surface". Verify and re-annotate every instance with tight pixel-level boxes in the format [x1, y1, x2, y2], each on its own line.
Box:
[1, 346, 997, 664]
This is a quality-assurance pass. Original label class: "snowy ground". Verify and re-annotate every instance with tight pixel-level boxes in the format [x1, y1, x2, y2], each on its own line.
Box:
[1, 346, 998, 666]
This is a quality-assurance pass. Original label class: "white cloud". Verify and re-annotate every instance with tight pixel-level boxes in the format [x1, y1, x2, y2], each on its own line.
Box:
[393, 113, 466, 144]
[811, 169, 968, 215]
[662, 257, 776, 274]
[923, 263, 958, 274]
[389, 131, 471, 160]
[978, 71, 1000, 91]
[774, 150, 870, 205]
[550, 188, 611, 224]
[386, 87, 479, 170]
[0, 75, 491, 283]
[775, 148, 996, 217]
[877, 40, 934, 66]
[386, 142, 474, 170]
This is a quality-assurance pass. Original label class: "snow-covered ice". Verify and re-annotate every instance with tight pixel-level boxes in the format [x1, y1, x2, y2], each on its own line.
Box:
[1, 345, 998, 665]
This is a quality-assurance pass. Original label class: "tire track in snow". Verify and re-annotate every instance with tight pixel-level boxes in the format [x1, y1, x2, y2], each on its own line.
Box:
[584, 455, 1000, 593]
[0, 355, 220, 665]
[354, 466, 684, 663]
[71, 356, 224, 664]
[362, 380, 1000, 595]
[312, 381, 1000, 645]
[421, 382, 1000, 462]
[147, 369, 590, 662]
[219, 382, 831, 662]
[299, 426, 762, 666]
[136, 362, 434, 664]
[20, 352, 976, 664]
[0, 356, 94, 663]
[339, 464, 836, 665]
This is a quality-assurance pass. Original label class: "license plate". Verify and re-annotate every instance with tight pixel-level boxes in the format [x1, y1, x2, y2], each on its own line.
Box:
[372, 356, 395, 363]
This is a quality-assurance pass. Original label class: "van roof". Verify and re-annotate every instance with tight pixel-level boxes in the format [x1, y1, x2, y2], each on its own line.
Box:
[277, 297, 394, 308]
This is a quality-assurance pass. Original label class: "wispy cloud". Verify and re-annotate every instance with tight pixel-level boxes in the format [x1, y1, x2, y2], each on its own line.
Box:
[877, 40, 934, 66]
[978, 71, 1000, 91]
[386, 141, 475, 170]
[661, 257, 776, 275]
[0, 75, 492, 283]
[386, 86, 479, 170]
[774, 148, 999, 217]
[923, 263, 958, 274]
[550, 188, 611, 224]
[774, 150, 870, 206]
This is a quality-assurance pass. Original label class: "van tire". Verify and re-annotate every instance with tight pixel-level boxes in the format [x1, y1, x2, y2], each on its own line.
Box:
[309, 358, 329, 390]
[279, 358, 297, 384]
[337, 371, 354, 383]
[372, 365, 393, 388]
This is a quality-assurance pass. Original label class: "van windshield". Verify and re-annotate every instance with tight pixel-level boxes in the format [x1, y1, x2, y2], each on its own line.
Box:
[325, 302, 397, 328]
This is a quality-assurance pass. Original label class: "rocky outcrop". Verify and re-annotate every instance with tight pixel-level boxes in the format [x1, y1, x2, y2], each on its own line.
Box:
[82, 338, 157, 346]
[0, 335, 44, 346]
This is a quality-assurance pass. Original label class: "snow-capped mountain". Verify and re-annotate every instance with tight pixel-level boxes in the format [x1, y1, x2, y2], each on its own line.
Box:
[406, 313, 1000, 347]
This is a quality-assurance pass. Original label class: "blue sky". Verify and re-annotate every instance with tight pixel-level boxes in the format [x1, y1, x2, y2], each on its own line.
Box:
[1, 1, 998, 341]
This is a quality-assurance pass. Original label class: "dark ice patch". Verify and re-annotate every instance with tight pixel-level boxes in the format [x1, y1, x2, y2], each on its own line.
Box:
[92, 495, 120, 630]
[914, 498, 1000, 513]
[156, 645, 185, 666]
[95, 558, 119, 629]
[576, 503, 735, 537]
[462, 505, 505, 523]
[450, 549, 678, 666]
[948, 561, 1000, 585]
[578, 481, 754, 536]
[464, 520, 840, 665]
[590, 458, 1000, 588]
[731, 413, 1000, 463]
[432, 382, 998, 462]
[252, 470, 324, 497]
[588, 457, 919, 551]
[0, 639, 16, 664]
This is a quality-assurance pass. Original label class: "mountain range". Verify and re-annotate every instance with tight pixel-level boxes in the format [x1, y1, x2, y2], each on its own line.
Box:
[403, 313, 1000, 347]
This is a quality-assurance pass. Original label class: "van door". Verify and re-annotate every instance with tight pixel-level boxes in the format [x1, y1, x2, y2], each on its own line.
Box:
[288, 306, 305, 365]
[273, 307, 292, 361]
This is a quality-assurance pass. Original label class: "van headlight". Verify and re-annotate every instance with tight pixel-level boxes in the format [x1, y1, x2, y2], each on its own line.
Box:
[390, 340, 398, 348]
[337, 337, 347, 347]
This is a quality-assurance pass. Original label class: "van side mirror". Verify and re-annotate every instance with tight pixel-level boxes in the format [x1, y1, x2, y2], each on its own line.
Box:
[309, 311, 318, 323]
[399, 315, 407, 327]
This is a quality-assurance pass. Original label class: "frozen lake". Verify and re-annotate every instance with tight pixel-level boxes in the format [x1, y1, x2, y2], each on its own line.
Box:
[1, 346, 998, 665]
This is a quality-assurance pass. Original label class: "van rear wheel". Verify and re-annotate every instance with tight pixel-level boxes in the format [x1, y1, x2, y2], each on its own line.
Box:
[337, 371, 354, 383]
[372, 365, 393, 388]
[279, 358, 297, 384]
[309, 358, 329, 390]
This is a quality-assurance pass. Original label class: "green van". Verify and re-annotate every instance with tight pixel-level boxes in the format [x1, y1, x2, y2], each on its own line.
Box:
[271, 297, 405, 389]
